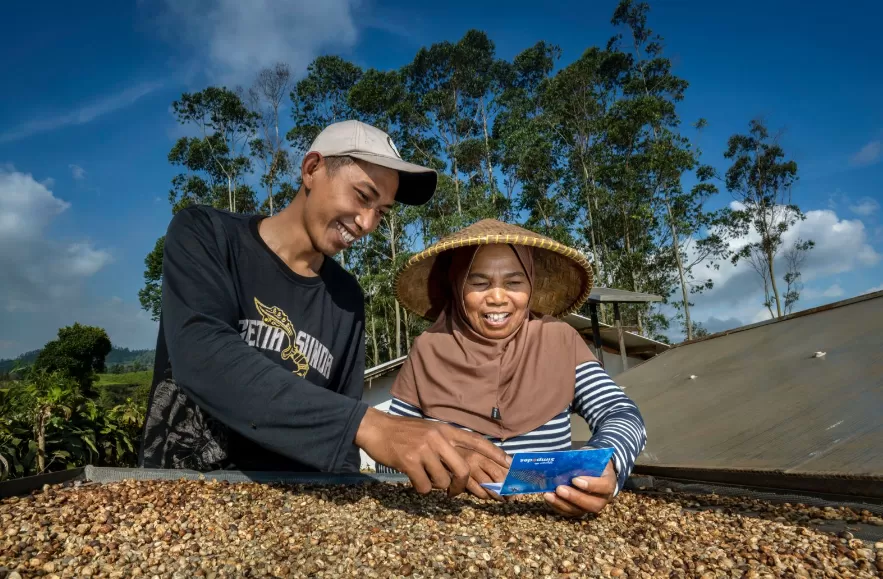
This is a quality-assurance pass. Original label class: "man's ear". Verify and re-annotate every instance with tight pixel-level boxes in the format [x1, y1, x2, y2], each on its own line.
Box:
[301, 152, 323, 191]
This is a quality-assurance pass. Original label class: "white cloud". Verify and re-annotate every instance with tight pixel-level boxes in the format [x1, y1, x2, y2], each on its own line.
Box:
[864, 284, 883, 295]
[0, 167, 158, 360]
[155, 0, 360, 84]
[676, 207, 881, 341]
[849, 197, 880, 217]
[802, 283, 845, 300]
[0, 167, 112, 312]
[69, 164, 86, 180]
[0, 81, 162, 144]
[851, 140, 881, 167]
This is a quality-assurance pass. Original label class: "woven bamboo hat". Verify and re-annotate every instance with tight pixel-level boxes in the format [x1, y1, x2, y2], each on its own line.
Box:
[395, 219, 593, 320]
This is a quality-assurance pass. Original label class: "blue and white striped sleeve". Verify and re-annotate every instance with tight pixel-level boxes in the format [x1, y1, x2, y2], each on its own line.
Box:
[387, 397, 426, 419]
[573, 361, 647, 495]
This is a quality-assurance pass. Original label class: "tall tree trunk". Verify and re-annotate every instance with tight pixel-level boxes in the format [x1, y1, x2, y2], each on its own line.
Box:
[581, 161, 603, 283]
[452, 89, 462, 218]
[36, 408, 48, 473]
[664, 196, 692, 340]
[394, 300, 402, 359]
[388, 214, 402, 358]
[623, 207, 644, 334]
[403, 308, 411, 352]
[767, 250, 783, 317]
[384, 308, 393, 361]
[228, 177, 234, 212]
[480, 96, 496, 200]
[273, 111, 280, 217]
[370, 311, 378, 368]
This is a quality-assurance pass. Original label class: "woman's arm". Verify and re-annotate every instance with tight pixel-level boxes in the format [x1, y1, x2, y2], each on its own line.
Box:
[573, 361, 647, 495]
[387, 397, 427, 419]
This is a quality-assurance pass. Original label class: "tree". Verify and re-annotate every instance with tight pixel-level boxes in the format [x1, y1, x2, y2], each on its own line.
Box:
[287, 56, 363, 155]
[544, 47, 629, 288]
[405, 31, 506, 226]
[496, 41, 562, 226]
[610, 0, 725, 340]
[138, 236, 164, 322]
[33, 323, 112, 396]
[721, 118, 811, 318]
[249, 63, 294, 215]
[170, 87, 258, 213]
[783, 239, 815, 315]
[20, 370, 82, 473]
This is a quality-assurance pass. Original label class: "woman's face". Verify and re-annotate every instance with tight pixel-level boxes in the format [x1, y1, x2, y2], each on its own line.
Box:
[462, 245, 531, 339]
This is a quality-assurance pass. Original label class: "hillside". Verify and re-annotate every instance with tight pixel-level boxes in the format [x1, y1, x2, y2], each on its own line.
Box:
[0, 347, 156, 374]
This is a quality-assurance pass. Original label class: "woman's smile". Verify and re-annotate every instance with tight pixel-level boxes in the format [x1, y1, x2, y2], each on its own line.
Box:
[462, 245, 531, 339]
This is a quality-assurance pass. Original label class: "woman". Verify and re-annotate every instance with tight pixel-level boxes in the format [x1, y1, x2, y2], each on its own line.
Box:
[378, 219, 647, 518]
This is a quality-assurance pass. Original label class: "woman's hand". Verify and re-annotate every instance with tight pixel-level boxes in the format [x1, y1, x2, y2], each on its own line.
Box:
[543, 460, 616, 517]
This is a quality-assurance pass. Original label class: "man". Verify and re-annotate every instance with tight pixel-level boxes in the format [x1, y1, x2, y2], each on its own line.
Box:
[139, 120, 510, 496]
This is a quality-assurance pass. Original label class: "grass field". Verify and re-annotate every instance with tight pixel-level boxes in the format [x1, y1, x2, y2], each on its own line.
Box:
[96, 371, 153, 388]
[95, 371, 153, 408]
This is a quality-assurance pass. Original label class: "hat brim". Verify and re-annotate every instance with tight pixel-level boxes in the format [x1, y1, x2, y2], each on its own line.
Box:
[395, 225, 594, 321]
[348, 152, 437, 206]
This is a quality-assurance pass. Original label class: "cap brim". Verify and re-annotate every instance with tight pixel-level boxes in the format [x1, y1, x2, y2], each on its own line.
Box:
[348, 152, 437, 206]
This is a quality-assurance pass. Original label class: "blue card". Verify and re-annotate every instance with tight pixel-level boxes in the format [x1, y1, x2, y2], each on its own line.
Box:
[480, 447, 615, 496]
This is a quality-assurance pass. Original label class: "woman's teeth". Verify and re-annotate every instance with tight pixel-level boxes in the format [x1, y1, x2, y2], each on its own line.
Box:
[337, 223, 356, 244]
[485, 313, 509, 324]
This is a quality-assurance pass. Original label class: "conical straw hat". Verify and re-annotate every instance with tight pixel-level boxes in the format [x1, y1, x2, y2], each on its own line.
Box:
[395, 219, 593, 320]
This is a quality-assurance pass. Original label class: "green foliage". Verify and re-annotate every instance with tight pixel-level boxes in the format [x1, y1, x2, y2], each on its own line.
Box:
[139, 0, 813, 349]
[287, 56, 364, 154]
[0, 369, 146, 480]
[138, 236, 164, 322]
[719, 118, 811, 318]
[33, 323, 112, 397]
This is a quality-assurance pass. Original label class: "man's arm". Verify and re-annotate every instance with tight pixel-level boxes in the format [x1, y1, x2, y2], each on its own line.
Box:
[160, 206, 368, 472]
[338, 306, 367, 473]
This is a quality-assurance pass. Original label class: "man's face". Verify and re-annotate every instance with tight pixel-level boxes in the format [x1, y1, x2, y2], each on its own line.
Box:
[301, 155, 398, 256]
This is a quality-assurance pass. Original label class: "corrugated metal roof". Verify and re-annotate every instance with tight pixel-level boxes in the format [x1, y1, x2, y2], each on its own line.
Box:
[618, 291, 883, 478]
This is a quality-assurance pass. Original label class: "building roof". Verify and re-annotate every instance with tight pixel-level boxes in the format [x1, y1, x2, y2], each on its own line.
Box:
[617, 290, 883, 480]
[364, 313, 671, 382]
[563, 313, 670, 357]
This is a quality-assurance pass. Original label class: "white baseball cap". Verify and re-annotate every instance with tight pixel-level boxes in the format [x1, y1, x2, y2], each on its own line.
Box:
[308, 120, 437, 206]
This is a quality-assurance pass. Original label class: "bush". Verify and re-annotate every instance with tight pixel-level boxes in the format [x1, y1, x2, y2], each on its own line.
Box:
[0, 370, 145, 481]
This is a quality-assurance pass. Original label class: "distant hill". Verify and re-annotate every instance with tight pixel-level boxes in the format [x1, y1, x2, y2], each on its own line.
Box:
[0, 347, 156, 374]
[0, 349, 41, 374]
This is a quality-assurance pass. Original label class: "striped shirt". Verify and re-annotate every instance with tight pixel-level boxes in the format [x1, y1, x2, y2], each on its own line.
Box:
[375, 361, 647, 495]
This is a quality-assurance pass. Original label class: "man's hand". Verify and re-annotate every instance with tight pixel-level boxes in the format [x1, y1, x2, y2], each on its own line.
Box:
[355, 408, 511, 497]
[543, 460, 617, 518]
[457, 447, 511, 501]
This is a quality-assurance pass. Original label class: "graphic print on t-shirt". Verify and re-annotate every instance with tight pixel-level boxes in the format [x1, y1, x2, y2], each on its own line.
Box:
[237, 297, 334, 379]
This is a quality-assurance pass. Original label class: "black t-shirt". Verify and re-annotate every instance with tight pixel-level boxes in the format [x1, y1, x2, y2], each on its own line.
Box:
[139, 205, 367, 472]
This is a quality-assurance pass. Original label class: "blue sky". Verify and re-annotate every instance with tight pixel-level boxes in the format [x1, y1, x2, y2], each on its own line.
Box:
[1, 0, 881, 358]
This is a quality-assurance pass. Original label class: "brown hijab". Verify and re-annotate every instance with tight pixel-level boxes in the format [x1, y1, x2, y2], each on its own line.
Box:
[390, 244, 598, 440]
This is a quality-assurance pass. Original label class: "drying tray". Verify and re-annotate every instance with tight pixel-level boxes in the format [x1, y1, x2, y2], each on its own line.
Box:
[0, 466, 880, 513]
